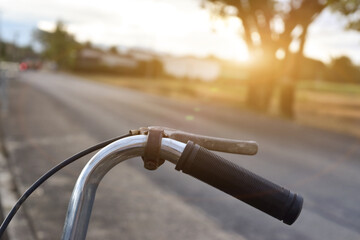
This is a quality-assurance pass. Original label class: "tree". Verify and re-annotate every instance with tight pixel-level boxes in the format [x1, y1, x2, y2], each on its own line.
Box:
[108, 46, 118, 54]
[328, 56, 360, 83]
[34, 21, 80, 69]
[328, 0, 360, 28]
[0, 41, 38, 62]
[203, 0, 328, 117]
[83, 41, 93, 49]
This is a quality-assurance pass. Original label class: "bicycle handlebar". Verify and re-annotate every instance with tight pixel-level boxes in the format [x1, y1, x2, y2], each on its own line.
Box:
[176, 141, 303, 225]
[62, 131, 303, 240]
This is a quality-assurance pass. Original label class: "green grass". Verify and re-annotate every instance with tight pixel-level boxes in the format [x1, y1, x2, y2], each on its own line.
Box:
[76, 73, 360, 137]
[77, 73, 248, 107]
[298, 81, 360, 95]
[296, 81, 360, 137]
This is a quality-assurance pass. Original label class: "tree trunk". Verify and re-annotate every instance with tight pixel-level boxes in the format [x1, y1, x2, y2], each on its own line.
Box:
[279, 81, 295, 118]
[278, 52, 297, 118]
[246, 76, 275, 112]
[278, 21, 309, 118]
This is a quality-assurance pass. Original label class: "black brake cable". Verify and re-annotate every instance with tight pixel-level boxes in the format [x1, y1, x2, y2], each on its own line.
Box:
[0, 133, 132, 237]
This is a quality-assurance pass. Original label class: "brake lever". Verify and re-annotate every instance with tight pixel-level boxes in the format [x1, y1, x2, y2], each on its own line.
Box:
[130, 126, 258, 155]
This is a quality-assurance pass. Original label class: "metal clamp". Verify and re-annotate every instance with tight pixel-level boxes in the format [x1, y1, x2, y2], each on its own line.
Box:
[141, 128, 165, 170]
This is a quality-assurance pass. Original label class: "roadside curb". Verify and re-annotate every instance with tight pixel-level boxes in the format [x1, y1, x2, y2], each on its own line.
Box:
[0, 151, 35, 240]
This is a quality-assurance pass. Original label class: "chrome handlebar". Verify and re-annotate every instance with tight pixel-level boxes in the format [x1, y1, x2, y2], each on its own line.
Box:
[62, 135, 186, 240]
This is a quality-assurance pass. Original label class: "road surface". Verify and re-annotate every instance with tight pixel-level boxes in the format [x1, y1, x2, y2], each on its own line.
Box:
[4, 71, 360, 239]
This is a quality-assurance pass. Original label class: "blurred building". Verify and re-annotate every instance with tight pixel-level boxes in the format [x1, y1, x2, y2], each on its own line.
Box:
[75, 47, 253, 82]
[76, 48, 137, 73]
[161, 56, 220, 81]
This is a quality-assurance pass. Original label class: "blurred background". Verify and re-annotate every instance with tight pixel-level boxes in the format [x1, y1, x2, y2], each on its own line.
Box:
[0, 0, 360, 240]
[1, 0, 360, 133]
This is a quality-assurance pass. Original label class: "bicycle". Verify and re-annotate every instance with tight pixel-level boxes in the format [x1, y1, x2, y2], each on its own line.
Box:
[0, 126, 303, 240]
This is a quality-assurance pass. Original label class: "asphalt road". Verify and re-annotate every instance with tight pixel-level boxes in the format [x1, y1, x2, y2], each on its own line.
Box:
[4, 71, 360, 240]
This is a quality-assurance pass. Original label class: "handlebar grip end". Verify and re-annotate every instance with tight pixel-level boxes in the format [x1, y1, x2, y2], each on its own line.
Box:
[283, 193, 303, 225]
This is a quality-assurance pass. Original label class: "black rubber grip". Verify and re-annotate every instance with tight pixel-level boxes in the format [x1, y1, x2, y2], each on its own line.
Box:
[175, 141, 303, 225]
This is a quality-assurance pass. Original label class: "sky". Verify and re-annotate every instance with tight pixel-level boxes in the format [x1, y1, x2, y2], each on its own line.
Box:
[1, 0, 360, 64]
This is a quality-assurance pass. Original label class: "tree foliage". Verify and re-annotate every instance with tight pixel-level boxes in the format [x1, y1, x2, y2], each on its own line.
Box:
[34, 21, 80, 69]
[328, 56, 360, 83]
[329, 0, 360, 30]
[0, 41, 37, 62]
[204, 0, 325, 62]
[108, 46, 118, 54]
